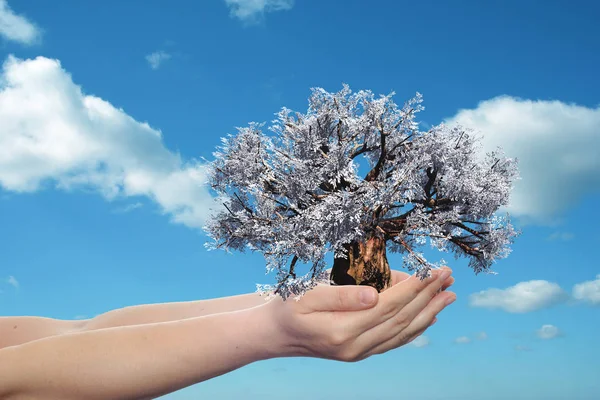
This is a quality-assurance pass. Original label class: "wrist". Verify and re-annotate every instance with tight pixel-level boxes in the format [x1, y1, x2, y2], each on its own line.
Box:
[239, 302, 301, 360]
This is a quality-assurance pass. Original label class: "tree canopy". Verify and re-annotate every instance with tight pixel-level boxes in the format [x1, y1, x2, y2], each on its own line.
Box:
[205, 85, 519, 300]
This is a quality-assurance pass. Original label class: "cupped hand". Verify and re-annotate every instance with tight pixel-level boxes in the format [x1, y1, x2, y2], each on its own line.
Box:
[265, 267, 455, 363]
[388, 268, 455, 288]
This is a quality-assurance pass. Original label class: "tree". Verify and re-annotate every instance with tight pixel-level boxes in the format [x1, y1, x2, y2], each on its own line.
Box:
[204, 85, 520, 301]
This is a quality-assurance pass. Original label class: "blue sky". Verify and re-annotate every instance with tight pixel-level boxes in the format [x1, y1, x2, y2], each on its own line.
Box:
[1, 0, 599, 399]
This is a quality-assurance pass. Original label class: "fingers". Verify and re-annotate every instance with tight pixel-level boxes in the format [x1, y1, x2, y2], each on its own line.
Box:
[362, 291, 456, 359]
[388, 269, 453, 294]
[342, 273, 455, 357]
[289, 268, 455, 363]
[394, 267, 453, 322]
[405, 291, 455, 334]
[320, 268, 452, 293]
[299, 284, 379, 312]
[338, 268, 452, 336]
[443, 276, 455, 290]
[390, 270, 411, 286]
[404, 317, 438, 347]
[307, 267, 452, 316]
[377, 267, 447, 318]
[390, 269, 453, 289]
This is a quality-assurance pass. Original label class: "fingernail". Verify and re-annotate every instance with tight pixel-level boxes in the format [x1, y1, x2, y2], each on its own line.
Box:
[439, 268, 452, 282]
[360, 289, 377, 305]
[445, 294, 456, 305]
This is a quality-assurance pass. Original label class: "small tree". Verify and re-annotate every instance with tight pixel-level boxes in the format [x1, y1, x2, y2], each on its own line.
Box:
[205, 85, 519, 300]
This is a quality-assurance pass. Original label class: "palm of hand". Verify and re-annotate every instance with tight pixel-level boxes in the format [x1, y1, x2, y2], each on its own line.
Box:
[265, 268, 455, 362]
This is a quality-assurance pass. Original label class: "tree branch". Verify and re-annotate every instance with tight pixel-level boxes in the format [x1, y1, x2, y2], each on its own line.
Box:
[451, 221, 489, 240]
[305, 190, 330, 201]
[274, 255, 299, 295]
[424, 167, 437, 200]
[449, 236, 483, 258]
[233, 192, 254, 215]
[350, 143, 374, 159]
[392, 236, 429, 267]
[258, 193, 300, 216]
[455, 131, 465, 149]
[364, 123, 388, 182]
[387, 133, 414, 158]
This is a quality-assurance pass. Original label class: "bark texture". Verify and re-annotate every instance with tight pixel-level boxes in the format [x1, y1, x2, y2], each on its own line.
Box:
[330, 235, 392, 292]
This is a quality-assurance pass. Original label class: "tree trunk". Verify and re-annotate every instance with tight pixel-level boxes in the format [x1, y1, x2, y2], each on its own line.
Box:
[330, 235, 392, 293]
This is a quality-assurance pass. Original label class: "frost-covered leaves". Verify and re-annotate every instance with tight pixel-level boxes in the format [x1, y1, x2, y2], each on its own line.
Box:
[204, 85, 520, 300]
[256, 263, 331, 302]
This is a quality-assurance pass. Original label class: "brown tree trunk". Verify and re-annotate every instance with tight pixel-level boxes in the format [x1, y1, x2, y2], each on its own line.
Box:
[330, 235, 392, 293]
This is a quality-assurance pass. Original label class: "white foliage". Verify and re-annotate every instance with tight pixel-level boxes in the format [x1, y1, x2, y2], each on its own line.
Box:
[205, 85, 520, 300]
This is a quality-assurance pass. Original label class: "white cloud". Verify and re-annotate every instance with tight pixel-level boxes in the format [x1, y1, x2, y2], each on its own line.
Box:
[145, 51, 171, 70]
[0, 55, 216, 229]
[475, 331, 488, 340]
[0, 0, 40, 45]
[410, 335, 430, 348]
[446, 96, 600, 224]
[454, 336, 471, 344]
[469, 280, 567, 313]
[225, 0, 293, 23]
[547, 231, 574, 241]
[7, 275, 18, 288]
[113, 202, 144, 214]
[572, 274, 600, 305]
[536, 324, 561, 339]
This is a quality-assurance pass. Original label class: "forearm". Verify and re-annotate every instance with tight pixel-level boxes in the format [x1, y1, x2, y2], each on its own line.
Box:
[84, 292, 269, 331]
[0, 305, 287, 400]
[0, 293, 270, 350]
[0, 317, 84, 349]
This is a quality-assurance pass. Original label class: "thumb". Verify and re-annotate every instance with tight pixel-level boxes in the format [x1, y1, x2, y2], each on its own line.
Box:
[308, 284, 379, 312]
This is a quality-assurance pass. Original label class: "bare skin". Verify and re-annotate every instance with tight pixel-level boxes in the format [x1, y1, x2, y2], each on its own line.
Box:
[0, 292, 280, 349]
[0, 268, 455, 400]
[269, 268, 455, 361]
[0, 269, 454, 350]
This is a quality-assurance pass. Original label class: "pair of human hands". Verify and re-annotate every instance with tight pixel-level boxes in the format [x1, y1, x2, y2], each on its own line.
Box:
[265, 267, 455, 362]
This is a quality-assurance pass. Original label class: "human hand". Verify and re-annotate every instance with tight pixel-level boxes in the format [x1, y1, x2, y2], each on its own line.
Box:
[388, 268, 455, 294]
[265, 267, 455, 362]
